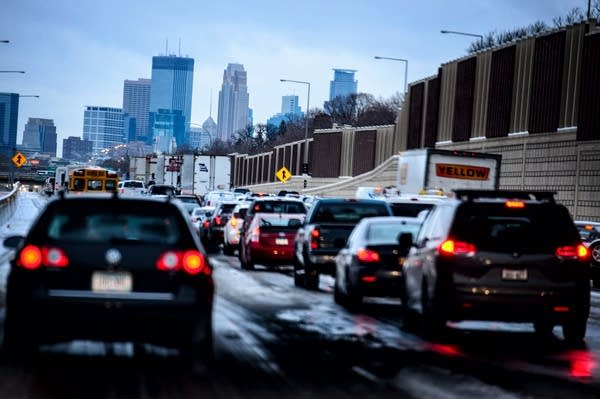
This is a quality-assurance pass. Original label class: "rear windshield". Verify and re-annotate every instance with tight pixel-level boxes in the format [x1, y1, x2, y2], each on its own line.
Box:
[257, 215, 304, 228]
[218, 203, 238, 214]
[151, 186, 174, 195]
[313, 203, 390, 223]
[452, 203, 580, 253]
[367, 221, 421, 245]
[388, 203, 435, 217]
[46, 208, 181, 244]
[252, 201, 306, 214]
[124, 181, 144, 188]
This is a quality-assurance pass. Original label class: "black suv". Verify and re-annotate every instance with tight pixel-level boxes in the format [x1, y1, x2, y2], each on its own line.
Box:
[203, 201, 239, 253]
[2, 193, 214, 364]
[402, 190, 591, 343]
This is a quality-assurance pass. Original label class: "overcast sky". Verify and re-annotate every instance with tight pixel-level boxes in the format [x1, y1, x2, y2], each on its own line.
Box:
[0, 0, 586, 156]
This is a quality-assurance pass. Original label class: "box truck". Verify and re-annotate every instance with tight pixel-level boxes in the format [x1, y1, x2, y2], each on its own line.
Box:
[396, 148, 501, 195]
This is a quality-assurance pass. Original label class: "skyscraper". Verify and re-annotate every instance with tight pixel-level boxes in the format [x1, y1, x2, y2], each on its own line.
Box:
[0, 93, 19, 156]
[82, 106, 124, 155]
[217, 63, 249, 142]
[329, 69, 358, 101]
[21, 118, 57, 156]
[149, 55, 194, 153]
[122, 78, 151, 143]
[267, 94, 303, 128]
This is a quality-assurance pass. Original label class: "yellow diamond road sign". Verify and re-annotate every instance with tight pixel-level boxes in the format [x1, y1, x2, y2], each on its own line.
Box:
[11, 151, 27, 168]
[276, 166, 292, 183]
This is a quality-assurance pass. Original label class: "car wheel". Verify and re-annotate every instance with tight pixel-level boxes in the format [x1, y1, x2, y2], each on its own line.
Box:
[344, 271, 362, 309]
[304, 258, 319, 290]
[333, 277, 345, 305]
[590, 243, 600, 266]
[420, 278, 446, 334]
[562, 315, 587, 345]
[294, 257, 305, 287]
[2, 306, 37, 362]
[240, 247, 254, 270]
[180, 319, 214, 372]
[533, 319, 555, 338]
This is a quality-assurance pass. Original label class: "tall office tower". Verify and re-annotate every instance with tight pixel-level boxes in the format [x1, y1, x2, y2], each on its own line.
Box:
[217, 63, 249, 142]
[148, 55, 194, 152]
[122, 78, 151, 142]
[329, 69, 358, 101]
[82, 106, 124, 155]
[21, 118, 58, 156]
[267, 94, 303, 127]
[0, 93, 19, 156]
[281, 95, 302, 115]
[62, 136, 93, 162]
[202, 116, 217, 140]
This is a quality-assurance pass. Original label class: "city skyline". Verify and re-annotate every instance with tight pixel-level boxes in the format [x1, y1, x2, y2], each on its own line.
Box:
[1, 0, 586, 156]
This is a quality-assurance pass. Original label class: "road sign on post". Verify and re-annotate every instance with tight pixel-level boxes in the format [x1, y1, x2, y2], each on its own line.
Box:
[11, 151, 26, 168]
[276, 166, 292, 183]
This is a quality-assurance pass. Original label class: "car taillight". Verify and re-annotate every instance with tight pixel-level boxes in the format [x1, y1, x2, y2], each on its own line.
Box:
[182, 250, 207, 275]
[214, 215, 222, 226]
[505, 200, 525, 208]
[231, 217, 238, 227]
[356, 248, 381, 263]
[42, 247, 69, 268]
[439, 239, 476, 256]
[310, 228, 320, 250]
[18, 244, 42, 270]
[203, 220, 210, 228]
[556, 245, 590, 261]
[251, 226, 260, 243]
[156, 250, 209, 276]
[18, 245, 69, 269]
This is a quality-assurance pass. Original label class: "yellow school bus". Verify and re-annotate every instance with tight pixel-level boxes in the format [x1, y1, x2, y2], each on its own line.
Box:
[69, 167, 119, 193]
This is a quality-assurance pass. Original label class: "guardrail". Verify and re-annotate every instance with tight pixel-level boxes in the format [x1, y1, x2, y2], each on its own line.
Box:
[0, 182, 21, 227]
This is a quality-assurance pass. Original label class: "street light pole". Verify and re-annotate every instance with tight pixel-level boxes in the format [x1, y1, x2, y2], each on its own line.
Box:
[440, 29, 484, 47]
[374, 56, 408, 95]
[280, 78, 311, 189]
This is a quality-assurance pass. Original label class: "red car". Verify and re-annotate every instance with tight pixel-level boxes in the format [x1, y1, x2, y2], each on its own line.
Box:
[239, 213, 304, 270]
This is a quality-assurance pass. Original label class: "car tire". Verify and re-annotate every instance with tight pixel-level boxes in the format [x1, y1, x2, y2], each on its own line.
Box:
[240, 247, 254, 270]
[420, 278, 446, 334]
[344, 271, 362, 309]
[590, 243, 600, 266]
[562, 315, 587, 345]
[533, 319, 555, 338]
[2, 306, 37, 362]
[180, 319, 214, 372]
[333, 277, 345, 305]
[294, 257, 305, 287]
[304, 258, 319, 290]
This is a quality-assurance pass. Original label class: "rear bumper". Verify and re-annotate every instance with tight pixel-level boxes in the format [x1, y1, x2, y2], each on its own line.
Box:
[442, 283, 590, 322]
[350, 267, 404, 298]
[8, 285, 213, 346]
[250, 245, 295, 265]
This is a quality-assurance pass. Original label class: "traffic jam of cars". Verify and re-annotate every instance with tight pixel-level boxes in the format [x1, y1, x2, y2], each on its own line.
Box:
[1, 183, 599, 397]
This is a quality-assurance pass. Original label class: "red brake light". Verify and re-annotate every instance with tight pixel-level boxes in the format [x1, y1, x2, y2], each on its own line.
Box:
[310, 228, 320, 250]
[18, 244, 42, 270]
[182, 250, 207, 275]
[203, 220, 210, 228]
[356, 248, 381, 263]
[42, 247, 69, 268]
[556, 245, 590, 261]
[439, 240, 476, 256]
[214, 215, 222, 226]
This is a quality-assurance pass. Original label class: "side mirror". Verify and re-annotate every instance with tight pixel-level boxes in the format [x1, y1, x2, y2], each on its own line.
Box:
[3, 235, 24, 249]
[398, 232, 414, 255]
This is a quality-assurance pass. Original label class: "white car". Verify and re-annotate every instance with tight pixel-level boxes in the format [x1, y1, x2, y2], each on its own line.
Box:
[118, 180, 147, 197]
[191, 206, 215, 233]
[222, 203, 250, 256]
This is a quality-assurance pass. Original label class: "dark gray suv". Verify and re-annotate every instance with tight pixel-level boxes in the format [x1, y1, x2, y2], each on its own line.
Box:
[402, 190, 591, 343]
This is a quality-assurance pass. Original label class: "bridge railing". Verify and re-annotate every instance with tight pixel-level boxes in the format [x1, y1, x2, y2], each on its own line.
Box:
[0, 182, 21, 227]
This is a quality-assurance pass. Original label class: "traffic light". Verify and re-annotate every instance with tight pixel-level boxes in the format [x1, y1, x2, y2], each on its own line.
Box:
[301, 163, 309, 174]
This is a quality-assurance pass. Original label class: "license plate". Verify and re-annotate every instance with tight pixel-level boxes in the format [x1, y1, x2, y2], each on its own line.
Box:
[501, 269, 527, 281]
[92, 271, 132, 292]
[275, 238, 288, 245]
